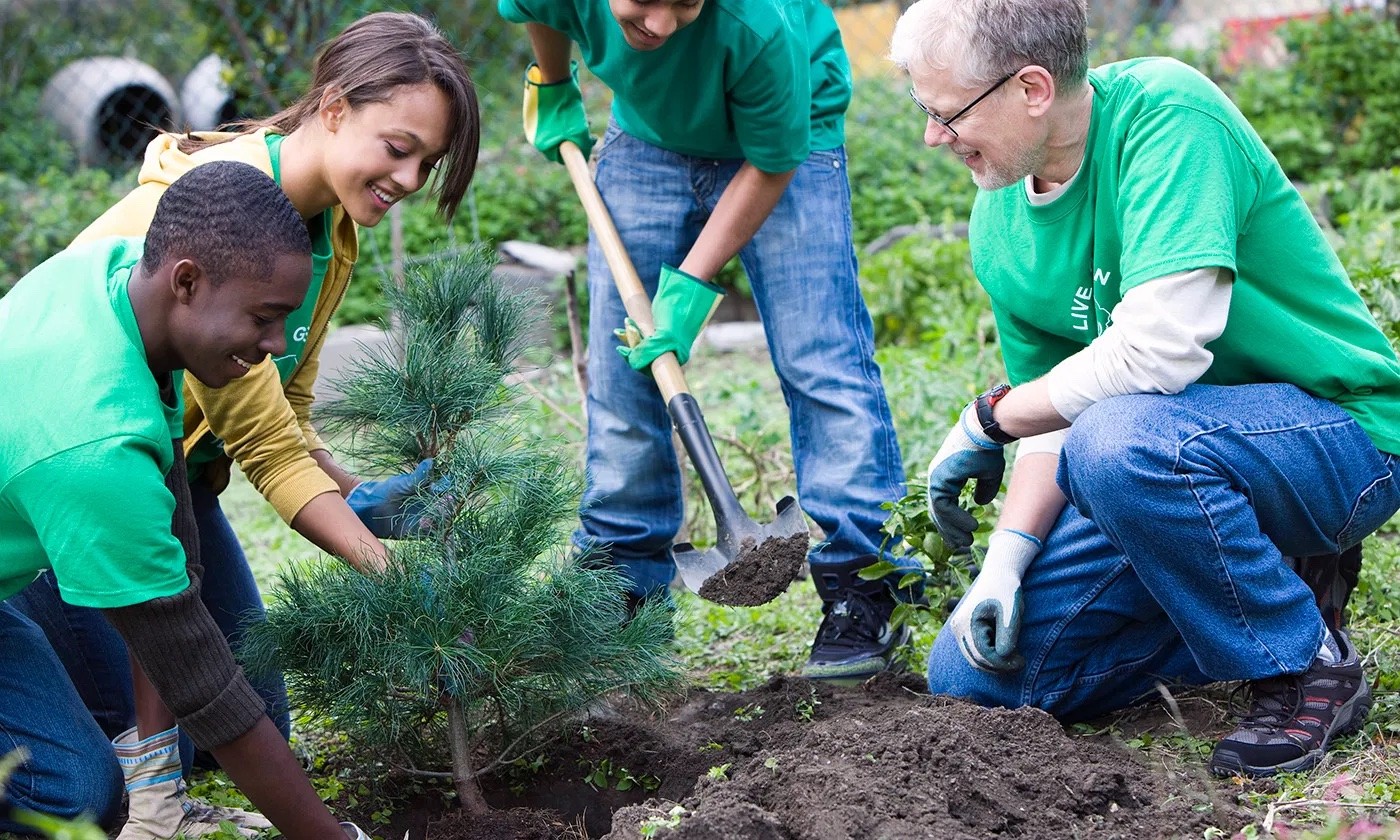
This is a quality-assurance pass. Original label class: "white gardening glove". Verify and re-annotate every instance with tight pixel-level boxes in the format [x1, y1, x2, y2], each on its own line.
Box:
[947, 529, 1042, 673]
[113, 726, 272, 839]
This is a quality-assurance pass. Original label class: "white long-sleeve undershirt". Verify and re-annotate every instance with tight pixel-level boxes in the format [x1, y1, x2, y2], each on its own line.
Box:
[1011, 175, 1234, 462]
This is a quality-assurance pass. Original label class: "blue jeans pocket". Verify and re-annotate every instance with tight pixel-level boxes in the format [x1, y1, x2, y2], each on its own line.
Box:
[1338, 454, 1400, 548]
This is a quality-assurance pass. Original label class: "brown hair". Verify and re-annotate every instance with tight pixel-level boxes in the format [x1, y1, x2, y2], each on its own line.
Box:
[183, 12, 480, 220]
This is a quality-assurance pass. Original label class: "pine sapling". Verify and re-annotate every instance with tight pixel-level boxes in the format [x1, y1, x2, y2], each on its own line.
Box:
[241, 247, 682, 812]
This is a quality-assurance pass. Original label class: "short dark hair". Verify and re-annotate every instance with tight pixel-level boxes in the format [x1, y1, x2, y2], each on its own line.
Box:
[142, 160, 311, 285]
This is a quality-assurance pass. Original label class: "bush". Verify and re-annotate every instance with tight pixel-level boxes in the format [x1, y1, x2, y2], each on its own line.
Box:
[1229, 10, 1400, 181]
[0, 167, 129, 292]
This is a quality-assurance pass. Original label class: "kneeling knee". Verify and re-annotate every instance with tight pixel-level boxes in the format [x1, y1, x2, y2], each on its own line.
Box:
[925, 631, 1024, 710]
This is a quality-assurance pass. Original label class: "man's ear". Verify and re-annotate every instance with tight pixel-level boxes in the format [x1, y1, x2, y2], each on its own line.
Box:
[1017, 65, 1057, 117]
[169, 257, 205, 304]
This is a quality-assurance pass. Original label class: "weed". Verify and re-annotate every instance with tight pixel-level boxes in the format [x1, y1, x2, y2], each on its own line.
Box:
[733, 703, 766, 722]
[639, 804, 688, 838]
[794, 687, 821, 723]
[706, 764, 732, 782]
[580, 758, 661, 793]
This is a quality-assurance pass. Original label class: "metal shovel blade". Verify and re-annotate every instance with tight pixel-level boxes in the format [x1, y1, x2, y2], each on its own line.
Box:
[674, 495, 810, 607]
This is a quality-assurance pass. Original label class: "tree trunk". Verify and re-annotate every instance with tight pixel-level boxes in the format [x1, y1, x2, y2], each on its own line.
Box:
[447, 697, 491, 814]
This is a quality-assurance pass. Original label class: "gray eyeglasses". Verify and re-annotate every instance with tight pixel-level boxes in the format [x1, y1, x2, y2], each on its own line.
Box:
[910, 71, 1016, 139]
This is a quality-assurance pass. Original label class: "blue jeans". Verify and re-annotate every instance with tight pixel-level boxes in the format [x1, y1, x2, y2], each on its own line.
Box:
[6, 478, 291, 766]
[579, 125, 906, 596]
[927, 384, 1400, 721]
[0, 601, 123, 833]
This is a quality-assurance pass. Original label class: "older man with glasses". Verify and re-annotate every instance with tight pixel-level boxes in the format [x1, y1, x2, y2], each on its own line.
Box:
[893, 0, 1400, 778]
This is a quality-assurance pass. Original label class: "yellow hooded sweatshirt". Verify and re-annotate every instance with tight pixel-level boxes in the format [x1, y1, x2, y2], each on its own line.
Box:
[74, 129, 355, 524]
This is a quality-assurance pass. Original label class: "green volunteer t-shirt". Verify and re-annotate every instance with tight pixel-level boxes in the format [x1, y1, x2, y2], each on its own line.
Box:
[970, 57, 1400, 454]
[187, 132, 330, 470]
[498, 0, 851, 172]
[0, 237, 189, 606]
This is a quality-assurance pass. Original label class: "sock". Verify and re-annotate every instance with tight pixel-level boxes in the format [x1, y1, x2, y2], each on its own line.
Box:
[1316, 629, 1342, 665]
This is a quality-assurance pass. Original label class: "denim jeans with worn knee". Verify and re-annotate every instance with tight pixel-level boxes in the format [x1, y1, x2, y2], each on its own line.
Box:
[7, 477, 291, 768]
[927, 383, 1400, 721]
[577, 124, 907, 596]
[0, 601, 123, 833]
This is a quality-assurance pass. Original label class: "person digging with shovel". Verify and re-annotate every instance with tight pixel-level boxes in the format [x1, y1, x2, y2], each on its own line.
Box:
[498, 0, 922, 682]
[895, 0, 1400, 777]
[0, 162, 372, 839]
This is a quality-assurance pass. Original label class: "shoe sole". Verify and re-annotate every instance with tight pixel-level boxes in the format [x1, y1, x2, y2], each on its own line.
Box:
[801, 627, 911, 686]
[1208, 680, 1373, 778]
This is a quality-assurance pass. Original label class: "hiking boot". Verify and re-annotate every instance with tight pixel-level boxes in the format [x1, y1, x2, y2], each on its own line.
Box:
[801, 555, 921, 685]
[1209, 631, 1372, 777]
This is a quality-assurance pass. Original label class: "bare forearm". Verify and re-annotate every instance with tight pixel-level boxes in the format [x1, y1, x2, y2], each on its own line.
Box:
[210, 717, 344, 839]
[310, 448, 360, 496]
[996, 452, 1066, 541]
[680, 164, 795, 281]
[131, 653, 177, 739]
[526, 22, 573, 81]
[991, 378, 1070, 440]
[290, 491, 388, 574]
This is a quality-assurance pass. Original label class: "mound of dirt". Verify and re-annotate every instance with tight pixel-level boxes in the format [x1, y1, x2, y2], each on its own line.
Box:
[407, 674, 1249, 839]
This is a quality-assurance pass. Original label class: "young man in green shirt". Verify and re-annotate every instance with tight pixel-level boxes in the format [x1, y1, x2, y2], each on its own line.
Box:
[498, 0, 918, 682]
[0, 161, 368, 838]
[893, 0, 1400, 776]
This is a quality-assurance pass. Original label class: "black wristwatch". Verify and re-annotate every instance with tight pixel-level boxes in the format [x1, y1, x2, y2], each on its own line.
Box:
[973, 383, 1017, 445]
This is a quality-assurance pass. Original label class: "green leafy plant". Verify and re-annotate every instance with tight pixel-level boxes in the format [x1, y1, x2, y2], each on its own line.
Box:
[580, 757, 661, 792]
[241, 247, 682, 814]
[1229, 9, 1400, 181]
[732, 703, 765, 722]
[705, 763, 732, 782]
[638, 804, 687, 838]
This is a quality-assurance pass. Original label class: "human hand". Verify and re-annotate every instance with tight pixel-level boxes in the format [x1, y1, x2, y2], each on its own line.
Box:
[346, 458, 437, 539]
[947, 530, 1041, 673]
[925, 401, 1007, 552]
[522, 62, 593, 164]
[614, 264, 724, 371]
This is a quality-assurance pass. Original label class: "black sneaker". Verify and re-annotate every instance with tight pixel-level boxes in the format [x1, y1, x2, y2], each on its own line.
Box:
[801, 555, 920, 685]
[1209, 631, 1372, 777]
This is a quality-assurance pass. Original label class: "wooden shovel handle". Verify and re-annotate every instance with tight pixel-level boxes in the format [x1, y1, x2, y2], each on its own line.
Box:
[559, 140, 691, 401]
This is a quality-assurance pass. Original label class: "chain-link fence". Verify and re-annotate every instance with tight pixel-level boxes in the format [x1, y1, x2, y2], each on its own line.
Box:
[2, 0, 1396, 293]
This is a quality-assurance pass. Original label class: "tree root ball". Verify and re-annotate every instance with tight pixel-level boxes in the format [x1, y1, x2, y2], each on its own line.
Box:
[696, 532, 809, 607]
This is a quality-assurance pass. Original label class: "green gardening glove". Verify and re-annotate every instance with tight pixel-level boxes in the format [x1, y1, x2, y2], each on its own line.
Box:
[522, 62, 594, 164]
[615, 265, 724, 371]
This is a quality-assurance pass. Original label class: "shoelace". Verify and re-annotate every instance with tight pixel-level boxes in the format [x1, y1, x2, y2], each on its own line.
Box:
[816, 593, 885, 650]
[1231, 674, 1308, 733]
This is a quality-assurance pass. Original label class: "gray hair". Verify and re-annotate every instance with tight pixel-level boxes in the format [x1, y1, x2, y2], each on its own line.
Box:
[890, 0, 1089, 91]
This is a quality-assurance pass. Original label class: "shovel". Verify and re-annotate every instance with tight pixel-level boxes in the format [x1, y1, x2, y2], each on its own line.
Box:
[559, 140, 809, 607]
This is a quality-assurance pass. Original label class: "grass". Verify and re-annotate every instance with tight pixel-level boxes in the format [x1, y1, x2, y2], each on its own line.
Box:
[217, 339, 1400, 840]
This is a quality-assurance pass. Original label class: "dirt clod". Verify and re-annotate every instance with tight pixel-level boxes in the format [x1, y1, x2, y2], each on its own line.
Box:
[696, 532, 809, 606]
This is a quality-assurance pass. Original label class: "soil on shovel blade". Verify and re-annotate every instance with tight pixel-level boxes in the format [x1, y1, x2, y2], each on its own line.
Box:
[695, 533, 809, 607]
[415, 674, 1250, 840]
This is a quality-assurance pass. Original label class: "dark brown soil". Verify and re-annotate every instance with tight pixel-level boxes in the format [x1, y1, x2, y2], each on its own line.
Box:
[696, 532, 809, 607]
[419, 674, 1251, 840]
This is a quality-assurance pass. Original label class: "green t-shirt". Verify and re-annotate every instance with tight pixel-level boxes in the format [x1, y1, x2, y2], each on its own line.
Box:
[970, 57, 1400, 454]
[0, 237, 189, 606]
[187, 133, 330, 469]
[498, 0, 851, 171]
